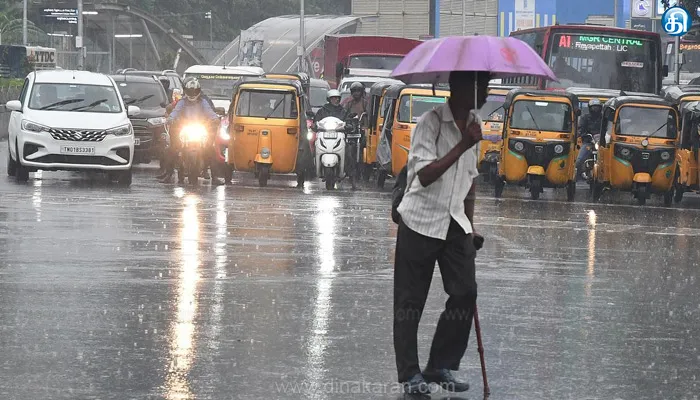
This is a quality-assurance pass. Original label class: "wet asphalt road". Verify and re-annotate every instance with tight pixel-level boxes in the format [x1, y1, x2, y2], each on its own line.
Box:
[1, 139, 700, 400]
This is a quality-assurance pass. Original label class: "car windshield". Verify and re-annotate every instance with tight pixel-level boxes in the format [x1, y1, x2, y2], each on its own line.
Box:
[546, 34, 657, 93]
[310, 86, 327, 108]
[397, 94, 447, 123]
[28, 83, 122, 113]
[189, 74, 245, 100]
[348, 55, 403, 70]
[115, 81, 167, 109]
[510, 100, 572, 133]
[235, 90, 298, 119]
[478, 94, 506, 121]
[618, 106, 677, 138]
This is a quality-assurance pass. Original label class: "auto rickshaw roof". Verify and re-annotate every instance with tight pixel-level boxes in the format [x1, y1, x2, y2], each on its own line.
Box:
[680, 100, 700, 114]
[232, 77, 304, 93]
[264, 72, 310, 85]
[604, 95, 672, 109]
[661, 85, 700, 104]
[564, 87, 622, 100]
[383, 84, 451, 99]
[370, 81, 407, 96]
[504, 88, 580, 110]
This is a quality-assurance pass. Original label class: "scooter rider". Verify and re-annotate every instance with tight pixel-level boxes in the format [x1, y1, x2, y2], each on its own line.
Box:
[158, 77, 224, 185]
[343, 82, 368, 116]
[314, 89, 347, 123]
[576, 98, 603, 180]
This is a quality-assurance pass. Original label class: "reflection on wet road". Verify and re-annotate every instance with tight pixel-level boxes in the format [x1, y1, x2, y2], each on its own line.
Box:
[1, 141, 699, 399]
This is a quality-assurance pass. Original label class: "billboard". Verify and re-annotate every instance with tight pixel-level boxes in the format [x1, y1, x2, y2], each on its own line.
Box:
[498, 0, 557, 36]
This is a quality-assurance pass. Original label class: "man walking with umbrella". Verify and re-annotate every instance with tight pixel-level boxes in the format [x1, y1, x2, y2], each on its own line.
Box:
[393, 70, 489, 396]
[390, 36, 558, 396]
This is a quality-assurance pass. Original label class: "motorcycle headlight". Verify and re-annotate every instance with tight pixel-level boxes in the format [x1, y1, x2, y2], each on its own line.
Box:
[180, 124, 207, 142]
[21, 120, 49, 133]
[514, 141, 524, 152]
[594, 143, 599, 150]
[660, 151, 671, 161]
[261, 147, 270, 159]
[147, 117, 166, 126]
[307, 132, 314, 141]
[106, 124, 132, 136]
[554, 144, 564, 154]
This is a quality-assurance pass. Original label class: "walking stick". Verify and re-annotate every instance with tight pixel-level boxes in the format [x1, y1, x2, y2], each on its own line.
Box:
[474, 305, 490, 397]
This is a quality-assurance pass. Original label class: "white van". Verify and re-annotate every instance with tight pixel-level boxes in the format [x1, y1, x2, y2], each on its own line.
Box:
[5, 70, 140, 186]
[182, 65, 265, 112]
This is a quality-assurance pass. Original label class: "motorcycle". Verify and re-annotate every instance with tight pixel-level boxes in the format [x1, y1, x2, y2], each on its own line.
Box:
[578, 132, 599, 182]
[316, 115, 365, 190]
[215, 113, 234, 184]
[344, 113, 364, 190]
[174, 120, 215, 185]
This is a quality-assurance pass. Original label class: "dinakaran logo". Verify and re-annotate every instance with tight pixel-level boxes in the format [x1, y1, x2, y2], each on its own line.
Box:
[662, 6, 691, 36]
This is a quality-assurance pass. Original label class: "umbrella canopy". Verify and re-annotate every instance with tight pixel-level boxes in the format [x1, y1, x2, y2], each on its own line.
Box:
[391, 36, 558, 85]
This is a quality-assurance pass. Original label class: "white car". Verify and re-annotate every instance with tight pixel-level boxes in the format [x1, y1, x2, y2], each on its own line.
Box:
[5, 70, 140, 185]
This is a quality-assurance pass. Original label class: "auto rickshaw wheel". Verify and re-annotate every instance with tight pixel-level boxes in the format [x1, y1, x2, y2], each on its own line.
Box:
[362, 164, 372, 182]
[566, 181, 576, 202]
[223, 165, 233, 184]
[673, 169, 684, 203]
[489, 164, 498, 183]
[494, 177, 505, 198]
[636, 184, 648, 206]
[589, 181, 602, 202]
[529, 179, 541, 200]
[664, 190, 674, 207]
[258, 165, 270, 187]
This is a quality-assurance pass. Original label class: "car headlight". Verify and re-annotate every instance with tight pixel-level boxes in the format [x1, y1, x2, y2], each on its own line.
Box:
[514, 141, 524, 152]
[261, 147, 270, 159]
[147, 117, 166, 126]
[554, 144, 564, 154]
[180, 124, 207, 142]
[661, 151, 671, 161]
[106, 124, 132, 136]
[21, 120, 49, 133]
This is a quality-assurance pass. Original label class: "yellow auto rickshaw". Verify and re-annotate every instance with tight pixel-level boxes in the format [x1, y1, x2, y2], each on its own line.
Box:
[376, 84, 449, 188]
[364, 81, 398, 180]
[590, 96, 679, 206]
[227, 78, 311, 187]
[495, 89, 580, 201]
[477, 85, 516, 182]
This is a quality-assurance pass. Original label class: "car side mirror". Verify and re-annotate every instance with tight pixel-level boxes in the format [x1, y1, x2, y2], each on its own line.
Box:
[5, 100, 22, 112]
[663, 64, 669, 77]
[127, 105, 141, 117]
[215, 107, 226, 116]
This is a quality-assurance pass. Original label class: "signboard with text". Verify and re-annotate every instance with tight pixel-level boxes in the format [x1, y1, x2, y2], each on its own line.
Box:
[554, 34, 646, 53]
[43, 8, 78, 24]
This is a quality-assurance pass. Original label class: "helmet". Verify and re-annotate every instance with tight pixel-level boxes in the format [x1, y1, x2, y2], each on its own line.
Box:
[327, 89, 341, 100]
[183, 77, 202, 101]
[172, 88, 183, 102]
[588, 98, 602, 108]
[350, 81, 364, 92]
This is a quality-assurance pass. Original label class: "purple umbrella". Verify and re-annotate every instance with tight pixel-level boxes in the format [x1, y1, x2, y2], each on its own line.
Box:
[391, 35, 558, 85]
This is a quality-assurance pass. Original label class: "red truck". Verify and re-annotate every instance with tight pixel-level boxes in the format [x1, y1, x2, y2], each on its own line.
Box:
[322, 35, 422, 89]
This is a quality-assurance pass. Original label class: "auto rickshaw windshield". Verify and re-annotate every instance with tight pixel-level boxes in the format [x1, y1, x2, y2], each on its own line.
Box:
[235, 89, 298, 119]
[510, 100, 572, 133]
[478, 94, 506, 121]
[397, 94, 447, 123]
[618, 106, 677, 138]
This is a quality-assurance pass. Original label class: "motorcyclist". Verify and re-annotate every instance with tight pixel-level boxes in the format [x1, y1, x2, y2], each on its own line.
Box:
[576, 98, 603, 180]
[313, 89, 347, 123]
[342, 82, 368, 116]
[158, 77, 224, 185]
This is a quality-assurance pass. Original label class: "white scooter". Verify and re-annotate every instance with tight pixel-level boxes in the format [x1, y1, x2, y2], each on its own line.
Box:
[314, 116, 347, 190]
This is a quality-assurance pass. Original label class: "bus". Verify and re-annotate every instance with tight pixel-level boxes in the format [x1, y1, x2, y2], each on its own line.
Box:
[663, 39, 700, 86]
[503, 25, 666, 94]
[182, 65, 265, 111]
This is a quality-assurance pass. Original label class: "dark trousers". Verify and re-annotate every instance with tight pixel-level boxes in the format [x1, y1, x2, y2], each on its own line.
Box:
[393, 218, 477, 383]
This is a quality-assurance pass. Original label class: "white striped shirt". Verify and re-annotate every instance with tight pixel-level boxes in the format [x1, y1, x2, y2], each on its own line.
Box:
[397, 103, 480, 240]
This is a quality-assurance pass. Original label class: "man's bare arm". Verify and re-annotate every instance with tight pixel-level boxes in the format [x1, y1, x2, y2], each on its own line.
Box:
[465, 181, 476, 227]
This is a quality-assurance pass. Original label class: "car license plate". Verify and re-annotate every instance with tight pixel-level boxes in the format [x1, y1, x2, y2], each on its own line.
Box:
[60, 145, 95, 155]
[134, 138, 141, 146]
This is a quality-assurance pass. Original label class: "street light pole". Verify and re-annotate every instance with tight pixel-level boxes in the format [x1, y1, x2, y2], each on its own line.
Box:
[22, 0, 27, 45]
[462, 0, 466, 35]
[299, 0, 305, 72]
[206, 11, 212, 48]
[77, 0, 85, 68]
